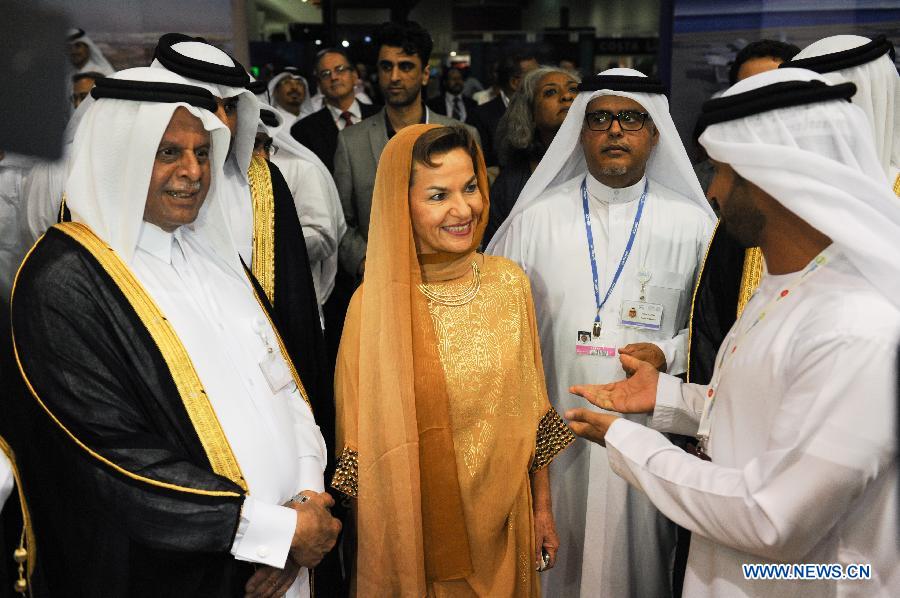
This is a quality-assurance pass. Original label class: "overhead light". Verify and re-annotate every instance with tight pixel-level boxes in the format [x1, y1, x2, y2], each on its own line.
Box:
[450, 51, 457, 57]
[315, 39, 322, 45]
[364, 35, 372, 43]
[341, 40, 350, 48]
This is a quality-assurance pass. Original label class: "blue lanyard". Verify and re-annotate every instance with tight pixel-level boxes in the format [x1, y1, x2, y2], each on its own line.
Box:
[581, 177, 648, 323]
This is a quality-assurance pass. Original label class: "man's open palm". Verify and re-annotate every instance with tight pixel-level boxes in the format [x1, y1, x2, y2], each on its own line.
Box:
[569, 353, 660, 414]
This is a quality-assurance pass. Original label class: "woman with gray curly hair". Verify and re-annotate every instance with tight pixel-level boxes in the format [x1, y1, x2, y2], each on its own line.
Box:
[483, 66, 580, 244]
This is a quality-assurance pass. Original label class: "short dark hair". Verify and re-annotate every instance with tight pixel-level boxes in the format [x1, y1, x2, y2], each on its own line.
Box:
[410, 126, 479, 182]
[314, 47, 352, 73]
[375, 21, 433, 66]
[729, 40, 801, 85]
[72, 71, 105, 84]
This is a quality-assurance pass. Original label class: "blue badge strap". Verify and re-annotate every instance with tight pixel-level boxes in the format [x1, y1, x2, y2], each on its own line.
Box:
[581, 177, 648, 323]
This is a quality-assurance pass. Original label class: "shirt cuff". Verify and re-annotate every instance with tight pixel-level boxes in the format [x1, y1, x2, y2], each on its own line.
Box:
[231, 496, 296, 568]
[649, 373, 699, 436]
[605, 417, 671, 486]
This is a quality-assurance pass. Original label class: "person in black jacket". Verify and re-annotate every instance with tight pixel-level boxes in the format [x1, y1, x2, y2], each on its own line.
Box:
[291, 48, 380, 174]
[426, 66, 479, 126]
[483, 66, 579, 245]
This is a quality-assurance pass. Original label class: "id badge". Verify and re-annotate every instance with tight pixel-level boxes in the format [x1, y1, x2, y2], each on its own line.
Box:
[575, 328, 617, 357]
[619, 300, 663, 331]
[259, 349, 293, 393]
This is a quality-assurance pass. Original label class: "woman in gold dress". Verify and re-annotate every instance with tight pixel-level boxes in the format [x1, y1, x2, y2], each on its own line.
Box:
[332, 124, 573, 596]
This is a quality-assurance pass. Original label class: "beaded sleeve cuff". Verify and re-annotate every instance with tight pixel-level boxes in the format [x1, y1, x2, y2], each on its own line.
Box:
[331, 446, 359, 498]
[531, 409, 575, 473]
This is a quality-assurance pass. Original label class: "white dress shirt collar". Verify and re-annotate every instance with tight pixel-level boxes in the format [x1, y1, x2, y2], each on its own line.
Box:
[586, 173, 648, 205]
[327, 99, 361, 126]
[136, 220, 180, 264]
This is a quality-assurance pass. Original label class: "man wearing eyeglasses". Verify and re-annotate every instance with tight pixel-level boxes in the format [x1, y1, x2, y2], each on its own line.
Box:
[291, 48, 381, 174]
[488, 68, 714, 598]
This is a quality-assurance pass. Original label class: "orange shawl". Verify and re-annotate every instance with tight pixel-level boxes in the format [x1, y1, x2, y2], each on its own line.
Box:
[335, 124, 491, 595]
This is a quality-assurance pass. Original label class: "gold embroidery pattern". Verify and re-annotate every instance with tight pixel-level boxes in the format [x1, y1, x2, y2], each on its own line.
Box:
[331, 446, 359, 498]
[531, 409, 574, 473]
[893, 173, 900, 198]
[17, 223, 247, 495]
[248, 155, 276, 303]
[247, 284, 312, 411]
[736, 246, 764, 318]
[0, 437, 36, 583]
[425, 260, 540, 478]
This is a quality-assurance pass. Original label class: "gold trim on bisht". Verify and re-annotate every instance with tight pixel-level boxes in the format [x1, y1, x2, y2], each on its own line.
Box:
[58, 193, 67, 223]
[893, 173, 900, 198]
[0, 436, 35, 593]
[686, 219, 720, 384]
[531, 409, 575, 473]
[248, 155, 276, 303]
[736, 247, 764, 318]
[331, 446, 359, 498]
[247, 284, 312, 411]
[14, 222, 247, 496]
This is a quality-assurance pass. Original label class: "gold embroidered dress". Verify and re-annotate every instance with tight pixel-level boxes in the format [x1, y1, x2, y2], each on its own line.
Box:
[332, 124, 572, 597]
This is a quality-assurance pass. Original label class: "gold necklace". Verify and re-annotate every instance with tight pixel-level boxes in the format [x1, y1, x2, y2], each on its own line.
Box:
[418, 261, 481, 306]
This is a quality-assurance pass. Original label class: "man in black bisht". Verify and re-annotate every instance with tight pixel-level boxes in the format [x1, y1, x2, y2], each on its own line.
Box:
[149, 33, 337, 477]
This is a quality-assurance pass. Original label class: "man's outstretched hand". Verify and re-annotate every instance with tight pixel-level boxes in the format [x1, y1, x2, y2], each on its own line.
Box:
[565, 353, 662, 446]
[569, 353, 661, 414]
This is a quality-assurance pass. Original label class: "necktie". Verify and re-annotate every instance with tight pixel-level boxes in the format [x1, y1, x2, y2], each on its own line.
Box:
[340, 111, 354, 128]
[451, 96, 463, 121]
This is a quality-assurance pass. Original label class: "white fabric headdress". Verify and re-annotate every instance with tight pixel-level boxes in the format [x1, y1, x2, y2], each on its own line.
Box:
[699, 67, 900, 309]
[788, 35, 899, 177]
[65, 67, 235, 268]
[486, 67, 714, 252]
[68, 29, 114, 76]
[267, 71, 309, 102]
[151, 39, 259, 177]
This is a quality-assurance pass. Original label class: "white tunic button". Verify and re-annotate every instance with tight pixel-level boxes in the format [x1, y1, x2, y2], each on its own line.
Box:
[257, 545, 270, 558]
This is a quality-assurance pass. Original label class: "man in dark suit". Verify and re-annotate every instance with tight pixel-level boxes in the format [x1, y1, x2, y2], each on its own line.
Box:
[426, 66, 479, 126]
[290, 48, 380, 174]
[473, 54, 538, 166]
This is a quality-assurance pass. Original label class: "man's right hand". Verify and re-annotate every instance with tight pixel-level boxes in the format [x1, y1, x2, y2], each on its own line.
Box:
[289, 492, 341, 569]
[569, 353, 660, 414]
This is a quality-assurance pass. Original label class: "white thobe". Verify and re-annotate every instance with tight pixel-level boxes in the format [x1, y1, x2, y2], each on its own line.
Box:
[606, 251, 900, 597]
[0, 154, 35, 301]
[21, 158, 67, 245]
[132, 222, 328, 598]
[271, 152, 345, 312]
[492, 173, 712, 597]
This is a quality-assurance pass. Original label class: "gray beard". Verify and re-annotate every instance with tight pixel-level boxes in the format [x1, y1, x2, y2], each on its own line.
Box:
[600, 165, 628, 177]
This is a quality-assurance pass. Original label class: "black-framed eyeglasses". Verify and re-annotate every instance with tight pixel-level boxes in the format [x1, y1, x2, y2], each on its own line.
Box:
[317, 64, 353, 80]
[584, 110, 651, 132]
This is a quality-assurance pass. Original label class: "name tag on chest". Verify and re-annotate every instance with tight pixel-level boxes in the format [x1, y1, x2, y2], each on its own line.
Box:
[259, 350, 293, 394]
[575, 329, 618, 357]
[619, 300, 663, 331]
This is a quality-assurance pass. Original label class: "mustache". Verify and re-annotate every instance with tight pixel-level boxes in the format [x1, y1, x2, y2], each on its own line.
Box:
[601, 143, 631, 152]
[167, 182, 202, 193]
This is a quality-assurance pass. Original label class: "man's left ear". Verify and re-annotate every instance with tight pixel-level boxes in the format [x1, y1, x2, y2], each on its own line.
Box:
[422, 67, 430, 86]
